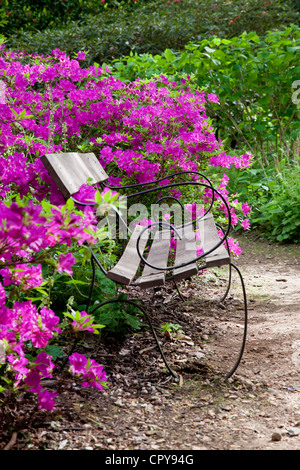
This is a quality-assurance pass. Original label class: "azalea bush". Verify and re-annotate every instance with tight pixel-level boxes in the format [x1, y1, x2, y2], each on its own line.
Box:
[0, 195, 110, 411]
[0, 45, 252, 231]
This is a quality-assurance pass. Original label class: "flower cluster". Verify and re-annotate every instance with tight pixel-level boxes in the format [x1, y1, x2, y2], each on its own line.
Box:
[0, 298, 60, 409]
[69, 352, 107, 390]
[209, 152, 253, 169]
[0, 199, 97, 264]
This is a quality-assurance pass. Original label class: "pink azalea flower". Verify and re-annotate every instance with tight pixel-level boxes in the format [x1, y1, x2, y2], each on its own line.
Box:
[207, 93, 219, 103]
[77, 51, 86, 61]
[241, 218, 250, 230]
[69, 352, 88, 375]
[24, 369, 42, 394]
[241, 202, 252, 216]
[81, 358, 108, 390]
[57, 253, 77, 276]
[34, 351, 55, 377]
[37, 389, 57, 410]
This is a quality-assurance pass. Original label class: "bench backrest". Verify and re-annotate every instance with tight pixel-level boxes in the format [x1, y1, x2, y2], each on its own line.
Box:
[41, 152, 109, 199]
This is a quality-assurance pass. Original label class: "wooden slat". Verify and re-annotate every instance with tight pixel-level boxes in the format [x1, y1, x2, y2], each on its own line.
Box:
[107, 225, 149, 285]
[198, 213, 230, 267]
[41, 152, 108, 199]
[173, 224, 198, 281]
[135, 229, 171, 289]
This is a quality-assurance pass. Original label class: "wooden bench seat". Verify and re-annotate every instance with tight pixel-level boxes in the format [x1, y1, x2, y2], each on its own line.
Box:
[173, 224, 198, 281]
[199, 213, 230, 267]
[107, 225, 149, 285]
[107, 215, 230, 289]
[135, 229, 171, 289]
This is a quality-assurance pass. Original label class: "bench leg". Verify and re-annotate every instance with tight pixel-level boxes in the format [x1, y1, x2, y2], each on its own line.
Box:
[86, 254, 97, 311]
[224, 262, 248, 379]
[219, 263, 232, 304]
[83, 256, 246, 380]
[172, 279, 185, 302]
[89, 298, 179, 380]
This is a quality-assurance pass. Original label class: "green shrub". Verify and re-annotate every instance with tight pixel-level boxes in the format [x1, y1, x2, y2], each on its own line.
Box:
[6, 0, 299, 64]
[0, 0, 116, 35]
[222, 136, 300, 242]
[0, 0, 147, 36]
[113, 25, 300, 167]
[253, 165, 300, 242]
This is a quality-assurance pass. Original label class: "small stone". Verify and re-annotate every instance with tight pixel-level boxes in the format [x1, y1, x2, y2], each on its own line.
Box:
[271, 432, 282, 441]
[287, 427, 300, 436]
[221, 404, 232, 411]
[114, 398, 125, 407]
[188, 351, 205, 360]
[119, 349, 130, 356]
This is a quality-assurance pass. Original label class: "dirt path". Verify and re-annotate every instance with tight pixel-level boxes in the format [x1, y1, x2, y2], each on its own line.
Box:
[1, 233, 300, 451]
[219, 234, 300, 450]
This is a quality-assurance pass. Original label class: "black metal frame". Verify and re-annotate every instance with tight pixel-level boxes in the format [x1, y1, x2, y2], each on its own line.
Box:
[71, 170, 248, 380]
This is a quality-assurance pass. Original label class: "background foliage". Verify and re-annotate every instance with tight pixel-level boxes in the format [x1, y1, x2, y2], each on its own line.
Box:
[112, 26, 300, 163]
[3, 0, 299, 65]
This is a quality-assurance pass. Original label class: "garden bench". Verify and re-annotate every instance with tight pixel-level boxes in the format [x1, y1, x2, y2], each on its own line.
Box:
[41, 152, 247, 380]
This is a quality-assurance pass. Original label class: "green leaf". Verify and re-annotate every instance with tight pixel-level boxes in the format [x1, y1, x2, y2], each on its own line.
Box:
[66, 198, 74, 211]
[164, 49, 175, 62]
[46, 345, 64, 360]
[33, 287, 49, 296]
[204, 46, 216, 54]
[66, 279, 88, 285]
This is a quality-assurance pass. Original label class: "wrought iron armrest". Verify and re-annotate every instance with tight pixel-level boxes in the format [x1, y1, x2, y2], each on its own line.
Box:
[102, 170, 214, 194]
[69, 197, 96, 207]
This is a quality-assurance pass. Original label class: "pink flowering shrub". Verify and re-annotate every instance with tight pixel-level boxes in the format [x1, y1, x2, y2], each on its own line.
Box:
[0, 196, 108, 410]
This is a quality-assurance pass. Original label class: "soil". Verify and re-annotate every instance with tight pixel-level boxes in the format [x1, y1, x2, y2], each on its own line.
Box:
[1, 232, 300, 451]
